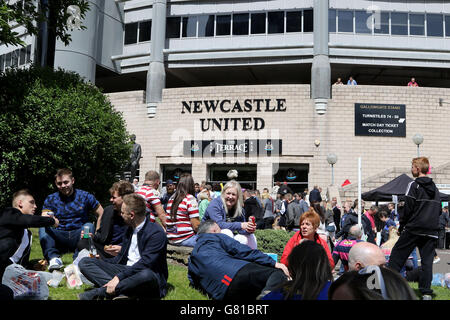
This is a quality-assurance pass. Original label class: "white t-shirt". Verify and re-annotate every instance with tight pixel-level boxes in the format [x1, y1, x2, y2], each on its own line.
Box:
[127, 220, 146, 266]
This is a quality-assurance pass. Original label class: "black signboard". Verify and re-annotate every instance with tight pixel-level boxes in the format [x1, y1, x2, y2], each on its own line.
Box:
[183, 139, 282, 157]
[355, 103, 406, 137]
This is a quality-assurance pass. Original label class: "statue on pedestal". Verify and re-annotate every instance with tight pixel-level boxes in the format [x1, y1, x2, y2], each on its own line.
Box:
[121, 134, 142, 182]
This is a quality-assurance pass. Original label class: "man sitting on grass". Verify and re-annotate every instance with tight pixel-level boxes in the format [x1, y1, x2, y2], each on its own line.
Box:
[0, 190, 58, 280]
[39, 168, 103, 271]
[78, 193, 168, 300]
[188, 220, 289, 300]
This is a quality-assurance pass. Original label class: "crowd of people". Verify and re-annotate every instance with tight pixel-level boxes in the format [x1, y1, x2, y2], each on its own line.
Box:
[0, 156, 447, 300]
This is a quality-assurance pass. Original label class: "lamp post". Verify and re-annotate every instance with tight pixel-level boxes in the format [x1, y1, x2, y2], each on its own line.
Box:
[327, 153, 338, 185]
[412, 133, 424, 157]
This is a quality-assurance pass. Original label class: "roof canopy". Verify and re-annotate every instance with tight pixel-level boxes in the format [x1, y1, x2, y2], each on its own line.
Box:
[361, 174, 449, 202]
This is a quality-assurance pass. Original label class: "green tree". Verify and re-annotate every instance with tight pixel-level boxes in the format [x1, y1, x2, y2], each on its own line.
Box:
[0, 0, 89, 47]
[0, 66, 132, 209]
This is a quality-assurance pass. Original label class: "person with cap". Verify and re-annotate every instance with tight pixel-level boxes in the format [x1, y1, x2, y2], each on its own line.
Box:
[161, 179, 176, 211]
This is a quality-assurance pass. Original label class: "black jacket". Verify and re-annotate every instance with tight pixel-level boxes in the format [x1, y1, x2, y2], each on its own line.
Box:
[106, 217, 168, 298]
[337, 210, 375, 244]
[93, 205, 126, 245]
[77, 205, 126, 259]
[244, 197, 263, 222]
[333, 206, 341, 232]
[402, 176, 441, 236]
[309, 188, 322, 203]
[0, 207, 54, 274]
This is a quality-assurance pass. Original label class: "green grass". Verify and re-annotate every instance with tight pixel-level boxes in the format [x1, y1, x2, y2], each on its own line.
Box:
[29, 228, 209, 300]
[28, 228, 448, 300]
[408, 282, 450, 300]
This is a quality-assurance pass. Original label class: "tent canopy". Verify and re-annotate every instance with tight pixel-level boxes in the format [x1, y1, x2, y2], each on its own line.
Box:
[361, 173, 449, 202]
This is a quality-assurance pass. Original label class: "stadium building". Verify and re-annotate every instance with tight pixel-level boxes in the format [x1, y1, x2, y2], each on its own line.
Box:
[3, 0, 450, 198]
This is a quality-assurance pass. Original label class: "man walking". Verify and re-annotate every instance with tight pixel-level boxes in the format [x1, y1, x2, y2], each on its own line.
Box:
[388, 157, 441, 299]
[309, 186, 322, 205]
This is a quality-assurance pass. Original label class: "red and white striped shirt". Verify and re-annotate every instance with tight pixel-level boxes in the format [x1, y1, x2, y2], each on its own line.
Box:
[136, 184, 161, 223]
[165, 194, 199, 244]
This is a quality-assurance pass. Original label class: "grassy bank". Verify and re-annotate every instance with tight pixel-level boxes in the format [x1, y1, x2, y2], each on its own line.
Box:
[27, 228, 448, 300]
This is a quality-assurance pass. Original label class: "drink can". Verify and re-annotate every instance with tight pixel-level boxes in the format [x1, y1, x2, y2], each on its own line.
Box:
[83, 225, 90, 238]
[249, 216, 255, 224]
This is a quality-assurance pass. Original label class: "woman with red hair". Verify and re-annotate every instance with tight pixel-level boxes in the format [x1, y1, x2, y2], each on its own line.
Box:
[280, 209, 335, 270]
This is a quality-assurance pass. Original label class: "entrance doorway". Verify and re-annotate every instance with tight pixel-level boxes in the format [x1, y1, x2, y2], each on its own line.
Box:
[208, 164, 257, 190]
[161, 164, 192, 186]
[273, 164, 309, 194]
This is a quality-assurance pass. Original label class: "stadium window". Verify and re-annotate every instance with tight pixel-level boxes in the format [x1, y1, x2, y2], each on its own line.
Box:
[303, 9, 313, 32]
[445, 16, 450, 37]
[12, 50, 19, 67]
[286, 11, 302, 33]
[182, 16, 197, 38]
[338, 10, 353, 33]
[167, 17, 181, 38]
[251, 12, 266, 34]
[355, 10, 372, 34]
[216, 14, 231, 36]
[391, 12, 408, 35]
[374, 11, 389, 34]
[198, 15, 215, 37]
[427, 14, 443, 37]
[5, 52, 11, 68]
[233, 13, 249, 35]
[26, 45, 31, 63]
[409, 14, 424, 36]
[139, 20, 152, 42]
[19, 46, 26, 65]
[329, 9, 336, 32]
[124, 22, 138, 45]
[268, 11, 284, 34]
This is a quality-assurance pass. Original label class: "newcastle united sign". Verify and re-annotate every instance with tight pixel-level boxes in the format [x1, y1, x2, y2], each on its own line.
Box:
[181, 98, 287, 132]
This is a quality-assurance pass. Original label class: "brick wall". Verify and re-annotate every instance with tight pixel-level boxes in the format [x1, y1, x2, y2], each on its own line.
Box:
[106, 84, 450, 192]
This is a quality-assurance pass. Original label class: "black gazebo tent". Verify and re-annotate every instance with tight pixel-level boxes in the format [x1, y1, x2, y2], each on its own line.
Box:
[361, 173, 449, 202]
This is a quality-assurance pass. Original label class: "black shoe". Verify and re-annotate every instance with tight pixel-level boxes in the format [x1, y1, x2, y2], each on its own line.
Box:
[78, 289, 102, 300]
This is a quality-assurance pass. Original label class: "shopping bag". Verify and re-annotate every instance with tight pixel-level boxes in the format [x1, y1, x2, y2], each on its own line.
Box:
[1, 264, 50, 300]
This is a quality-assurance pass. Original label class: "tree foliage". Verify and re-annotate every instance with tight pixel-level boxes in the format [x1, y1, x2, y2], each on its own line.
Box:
[0, 0, 89, 47]
[0, 66, 132, 209]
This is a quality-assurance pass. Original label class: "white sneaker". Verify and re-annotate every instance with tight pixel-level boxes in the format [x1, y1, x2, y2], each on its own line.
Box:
[48, 257, 63, 271]
[422, 295, 432, 300]
[433, 256, 441, 264]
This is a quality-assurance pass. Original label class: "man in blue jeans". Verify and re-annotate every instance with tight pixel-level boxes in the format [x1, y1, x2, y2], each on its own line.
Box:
[39, 168, 103, 271]
[78, 193, 168, 300]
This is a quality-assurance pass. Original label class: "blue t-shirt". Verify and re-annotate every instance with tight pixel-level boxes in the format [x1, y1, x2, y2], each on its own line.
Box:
[42, 189, 100, 231]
